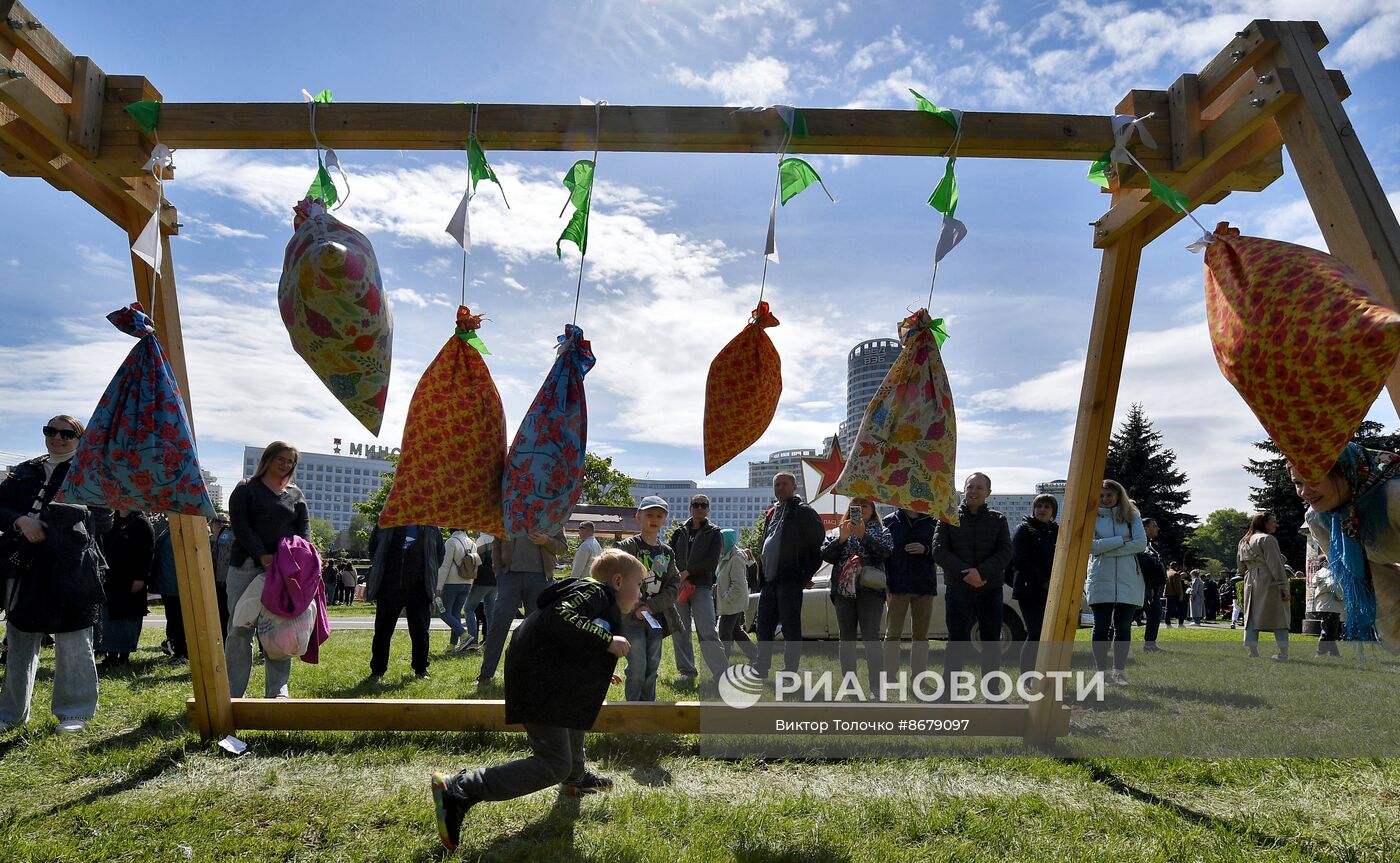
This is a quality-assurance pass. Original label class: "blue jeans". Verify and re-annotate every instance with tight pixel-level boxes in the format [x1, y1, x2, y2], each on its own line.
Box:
[944, 584, 1004, 678]
[438, 582, 472, 645]
[621, 618, 666, 701]
[755, 580, 805, 676]
[0, 624, 98, 726]
[465, 583, 498, 642]
[671, 585, 728, 680]
[225, 559, 292, 698]
[479, 571, 550, 682]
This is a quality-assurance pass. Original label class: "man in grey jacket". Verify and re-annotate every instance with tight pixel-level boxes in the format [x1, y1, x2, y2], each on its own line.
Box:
[476, 528, 568, 687]
[935, 472, 1012, 682]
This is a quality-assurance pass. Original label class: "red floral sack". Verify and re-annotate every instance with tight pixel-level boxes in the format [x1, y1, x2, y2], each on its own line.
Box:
[704, 303, 782, 475]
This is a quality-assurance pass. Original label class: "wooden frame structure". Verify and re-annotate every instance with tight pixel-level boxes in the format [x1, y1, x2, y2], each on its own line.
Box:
[5, 8, 1398, 746]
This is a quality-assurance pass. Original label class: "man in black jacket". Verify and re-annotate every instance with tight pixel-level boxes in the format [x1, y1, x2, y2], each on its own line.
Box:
[753, 473, 825, 678]
[669, 494, 726, 687]
[1139, 518, 1167, 653]
[935, 472, 1011, 683]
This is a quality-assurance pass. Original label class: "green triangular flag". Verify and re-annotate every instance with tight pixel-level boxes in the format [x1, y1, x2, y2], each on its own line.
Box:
[563, 160, 595, 211]
[467, 136, 510, 207]
[456, 326, 491, 355]
[124, 100, 161, 134]
[909, 88, 960, 131]
[312, 89, 333, 104]
[928, 159, 958, 217]
[1087, 152, 1112, 189]
[307, 158, 339, 208]
[1149, 175, 1190, 214]
[786, 107, 809, 139]
[930, 317, 950, 349]
[778, 157, 833, 205]
[557, 206, 590, 259]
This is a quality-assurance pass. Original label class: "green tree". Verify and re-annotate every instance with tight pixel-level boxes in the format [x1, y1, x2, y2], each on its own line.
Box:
[308, 518, 337, 554]
[1244, 420, 1398, 569]
[354, 454, 398, 548]
[1103, 403, 1197, 566]
[1185, 508, 1252, 569]
[581, 453, 636, 507]
[739, 512, 768, 563]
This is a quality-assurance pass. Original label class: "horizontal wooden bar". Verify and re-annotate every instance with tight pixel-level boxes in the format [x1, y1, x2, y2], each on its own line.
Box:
[207, 697, 1063, 737]
[96, 101, 1173, 168]
[0, 0, 74, 92]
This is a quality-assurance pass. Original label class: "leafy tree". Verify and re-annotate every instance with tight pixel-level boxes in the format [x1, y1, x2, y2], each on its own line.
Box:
[354, 454, 398, 548]
[1185, 508, 1252, 569]
[1244, 420, 1398, 569]
[739, 512, 769, 563]
[308, 518, 337, 554]
[581, 453, 636, 507]
[1103, 403, 1197, 566]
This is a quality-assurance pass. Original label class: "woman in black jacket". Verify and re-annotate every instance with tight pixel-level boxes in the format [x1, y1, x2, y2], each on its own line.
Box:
[95, 510, 154, 670]
[882, 507, 938, 679]
[0, 415, 111, 733]
[820, 498, 893, 696]
[1010, 493, 1059, 674]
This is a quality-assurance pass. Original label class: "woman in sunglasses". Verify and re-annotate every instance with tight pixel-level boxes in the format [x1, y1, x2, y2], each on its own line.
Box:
[0, 415, 111, 734]
[224, 441, 311, 698]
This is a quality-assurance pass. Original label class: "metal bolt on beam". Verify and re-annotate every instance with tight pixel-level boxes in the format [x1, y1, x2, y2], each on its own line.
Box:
[1250, 97, 1265, 107]
[1231, 50, 1245, 61]
[1257, 74, 1274, 84]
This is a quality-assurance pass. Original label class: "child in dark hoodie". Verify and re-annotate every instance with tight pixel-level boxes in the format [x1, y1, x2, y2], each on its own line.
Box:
[431, 549, 644, 851]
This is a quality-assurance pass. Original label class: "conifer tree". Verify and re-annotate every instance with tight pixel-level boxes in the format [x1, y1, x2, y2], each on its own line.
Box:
[1104, 403, 1197, 566]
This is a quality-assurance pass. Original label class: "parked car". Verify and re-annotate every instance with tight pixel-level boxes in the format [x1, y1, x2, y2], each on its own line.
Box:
[746, 561, 1027, 642]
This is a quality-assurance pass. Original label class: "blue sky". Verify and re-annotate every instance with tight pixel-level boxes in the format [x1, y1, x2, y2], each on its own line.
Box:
[2, 0, 1398, 518]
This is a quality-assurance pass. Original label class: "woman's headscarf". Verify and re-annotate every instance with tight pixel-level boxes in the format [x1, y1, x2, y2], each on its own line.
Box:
[720, 528, 739, 559]
[1322, 443, 1400, 640]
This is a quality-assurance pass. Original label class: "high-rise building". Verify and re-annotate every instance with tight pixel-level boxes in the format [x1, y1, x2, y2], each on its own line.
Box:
[747, 448, 816, 496]
[838, 337, 900, 452]
[201, 469, 224, 511]
[630, 479, 775, 531]
[242, 445, 394, 531]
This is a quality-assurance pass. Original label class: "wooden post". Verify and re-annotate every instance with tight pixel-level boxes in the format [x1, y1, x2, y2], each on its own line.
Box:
[1025, 225, 1147, 746]
[1273, 21, 1400, 416]
[127, 224, 235, 741]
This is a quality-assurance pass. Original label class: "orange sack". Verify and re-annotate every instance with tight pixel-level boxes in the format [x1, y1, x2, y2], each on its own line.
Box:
[1204, 222, 1400, 485]
[379, 307, 505, 534]
[704, 302, 782, 475]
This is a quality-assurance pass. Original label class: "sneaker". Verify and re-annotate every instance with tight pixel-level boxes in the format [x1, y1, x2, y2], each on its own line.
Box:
[455, 638, 479, 654]
[1108, 670, 1129, 686]
[1270, 653, 1289, 662]
[561, 770, 614, 796]
[415, 671, 431, 680]
[430, 772, 476, 851]
[56, 719, 86, 734]
[1142, 644, 1163, 654]
[675, 675, 695, 690]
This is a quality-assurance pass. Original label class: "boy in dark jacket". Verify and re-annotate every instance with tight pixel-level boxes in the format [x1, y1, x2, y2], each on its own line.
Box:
[430, 549, 644, 851]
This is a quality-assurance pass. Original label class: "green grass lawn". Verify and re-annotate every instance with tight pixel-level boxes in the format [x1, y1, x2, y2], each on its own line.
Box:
[1, 622, 1398, 862]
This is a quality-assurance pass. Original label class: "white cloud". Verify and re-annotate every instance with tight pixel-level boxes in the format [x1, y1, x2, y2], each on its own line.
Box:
[501, 276, 528, 293]
[391, 287, 432, 308]
[670, 55, 794, 105]
[75, 243, 127, 280]
[6, 259, 18, 267]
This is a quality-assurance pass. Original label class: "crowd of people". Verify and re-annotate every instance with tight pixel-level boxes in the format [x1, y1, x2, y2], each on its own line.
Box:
[3, 419, 1399, 843]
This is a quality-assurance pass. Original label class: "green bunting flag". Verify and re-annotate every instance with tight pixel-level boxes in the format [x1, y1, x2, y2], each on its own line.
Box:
[1149, 175, 1190, 213]
[1087, 152, 1113, 189]
[307, 157, 339, 208]
[124, 100, 161, 134]
[456, 325, 491, 355]
[467, 137, 503, 192]
[778, 158, 833, 205]
[930, 317, 950, 348]
[557, 159, 595, 258]
[908, 88, 960, 131]
[928, 159, 958, 217]
[311, 89, 333, 104]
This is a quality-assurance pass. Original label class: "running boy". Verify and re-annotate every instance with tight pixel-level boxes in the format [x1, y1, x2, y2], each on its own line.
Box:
[617, 496, 682, 702]
[430, 549, 644, 851]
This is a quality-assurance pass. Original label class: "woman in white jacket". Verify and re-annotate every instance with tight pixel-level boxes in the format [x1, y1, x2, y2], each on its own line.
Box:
[715, 529, 757, 663]
[1084, 479, 1147, 684]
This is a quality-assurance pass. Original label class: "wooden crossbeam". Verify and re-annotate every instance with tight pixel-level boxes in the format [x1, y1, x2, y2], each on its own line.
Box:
[0, 0, 72, 91]
[92, 102, 1173, 172]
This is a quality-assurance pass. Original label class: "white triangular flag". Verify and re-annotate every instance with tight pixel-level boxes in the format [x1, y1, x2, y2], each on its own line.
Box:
[446, 188, 473, 252]
[764, 198, 779, 263]
[141, 143, 172, 173]
[131, 210, 162, 271]
[934, 215, 968, 263]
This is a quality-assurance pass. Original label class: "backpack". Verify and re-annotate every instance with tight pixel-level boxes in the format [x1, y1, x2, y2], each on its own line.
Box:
[448, 534, 478, 582]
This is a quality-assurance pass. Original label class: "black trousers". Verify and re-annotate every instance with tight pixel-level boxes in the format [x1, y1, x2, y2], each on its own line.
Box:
[1316, 611, 1342, 656]
[370, 586, 431, 676]
[163, 595, 188, 659]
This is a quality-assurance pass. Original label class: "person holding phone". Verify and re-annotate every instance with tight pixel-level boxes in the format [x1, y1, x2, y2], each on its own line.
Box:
[821, 498, 892, 696]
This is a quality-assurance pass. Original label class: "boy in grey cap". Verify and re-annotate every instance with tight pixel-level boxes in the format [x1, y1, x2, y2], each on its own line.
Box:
[615, 496, 681, 701]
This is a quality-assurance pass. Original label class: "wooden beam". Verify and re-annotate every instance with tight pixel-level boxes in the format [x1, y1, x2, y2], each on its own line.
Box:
[1274, 20, 1400, 415]
[1169, 74, 1204, 171]
[94, 101, 1174, 167]
[1136, 141, 1285, 243]
[1026, 225, 1146, 746]
[0, 0, 74, 92]
[66, 55, 104, 157]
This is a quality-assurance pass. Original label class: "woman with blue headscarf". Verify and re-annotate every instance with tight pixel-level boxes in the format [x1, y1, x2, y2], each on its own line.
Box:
[1292, 443, 1400, 651]
[715, 528, 757, 663]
